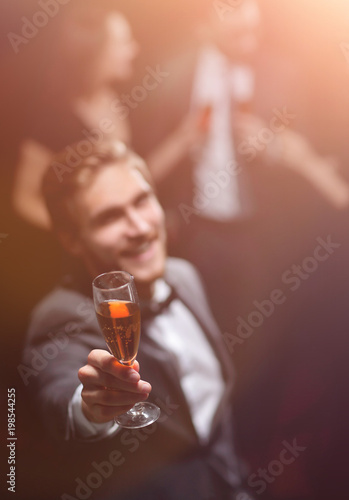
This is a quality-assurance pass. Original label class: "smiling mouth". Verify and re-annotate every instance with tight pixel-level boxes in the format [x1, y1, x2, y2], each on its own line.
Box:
[122, 239, 158, 260]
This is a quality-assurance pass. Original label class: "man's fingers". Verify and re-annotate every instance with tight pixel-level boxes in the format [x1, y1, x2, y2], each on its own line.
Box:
[81, 400, 135, 423]
[78, 362, 151, 394]
[86, 349, 140, 382]
[81, 386, 150, 423]
[78, 350, 153, 424]
[81, 386, 150, 408]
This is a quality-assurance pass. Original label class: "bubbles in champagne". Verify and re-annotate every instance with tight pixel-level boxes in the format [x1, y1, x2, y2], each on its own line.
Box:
[96, 300, 140, 364]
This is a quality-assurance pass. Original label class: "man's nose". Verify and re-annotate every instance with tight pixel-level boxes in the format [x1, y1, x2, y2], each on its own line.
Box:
[125, 209, 151, 237]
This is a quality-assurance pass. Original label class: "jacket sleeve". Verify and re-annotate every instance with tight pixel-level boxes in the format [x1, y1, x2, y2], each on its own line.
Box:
[21, 287, 105, 441]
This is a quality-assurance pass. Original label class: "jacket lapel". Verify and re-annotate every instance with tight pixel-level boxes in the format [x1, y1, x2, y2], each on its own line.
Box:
[138, 319, 198, 442]
[164, 261, 235, 440]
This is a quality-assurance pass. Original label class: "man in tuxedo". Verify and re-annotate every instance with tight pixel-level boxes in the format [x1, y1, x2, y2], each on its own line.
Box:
[23, 140, 253, 500]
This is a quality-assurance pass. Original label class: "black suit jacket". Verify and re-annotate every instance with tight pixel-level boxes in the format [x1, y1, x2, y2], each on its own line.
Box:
[23, 258, 241, 499]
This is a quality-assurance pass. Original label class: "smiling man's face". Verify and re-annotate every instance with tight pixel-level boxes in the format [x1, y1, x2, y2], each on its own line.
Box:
[68, 160, 166, 296]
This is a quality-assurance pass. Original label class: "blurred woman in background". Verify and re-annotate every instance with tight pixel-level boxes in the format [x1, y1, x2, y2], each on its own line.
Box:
[12, 2, 202, 230]
[12, 5, 138, 228]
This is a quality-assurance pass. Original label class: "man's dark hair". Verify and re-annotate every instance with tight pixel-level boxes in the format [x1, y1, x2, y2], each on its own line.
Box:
[42, 140, 153, 234]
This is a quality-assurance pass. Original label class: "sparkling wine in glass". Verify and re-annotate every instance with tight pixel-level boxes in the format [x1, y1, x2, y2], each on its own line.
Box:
[92, 271, 160, 428]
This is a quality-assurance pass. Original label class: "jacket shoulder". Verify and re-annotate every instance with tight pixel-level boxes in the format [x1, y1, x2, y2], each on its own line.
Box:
[165, 257, 201, 281]
[26, 287, 95, 343]
[165, 257, 207, 298]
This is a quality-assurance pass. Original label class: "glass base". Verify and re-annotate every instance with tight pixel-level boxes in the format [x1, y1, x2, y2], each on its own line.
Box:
[114, 402, 161, 429]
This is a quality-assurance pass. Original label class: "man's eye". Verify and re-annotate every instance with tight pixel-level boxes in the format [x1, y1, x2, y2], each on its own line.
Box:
[101, 214, 117, 224]
[94, 211, 122, 227]
[135, 193, 151, 207]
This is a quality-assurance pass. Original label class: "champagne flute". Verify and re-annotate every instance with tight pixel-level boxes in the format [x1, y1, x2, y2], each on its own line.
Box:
[92, 270, 160, 428]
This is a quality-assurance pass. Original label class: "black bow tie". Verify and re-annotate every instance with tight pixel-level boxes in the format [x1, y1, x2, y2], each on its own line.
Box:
[140, 286, 177, 321]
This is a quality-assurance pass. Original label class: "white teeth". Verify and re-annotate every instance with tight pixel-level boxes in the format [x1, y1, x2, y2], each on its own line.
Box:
[129, 241, 151, 255]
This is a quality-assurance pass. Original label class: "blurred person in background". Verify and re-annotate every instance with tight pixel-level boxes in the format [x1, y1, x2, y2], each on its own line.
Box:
[12, 4, 138, 229]
[131, 1, 349, 498]
[12, 2, 201, 231]
[8, 4, 141, 318]
[135, 0, 349, 334]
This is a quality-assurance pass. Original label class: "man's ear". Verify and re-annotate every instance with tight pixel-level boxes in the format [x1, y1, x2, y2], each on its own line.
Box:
[57, 230, 82, 256]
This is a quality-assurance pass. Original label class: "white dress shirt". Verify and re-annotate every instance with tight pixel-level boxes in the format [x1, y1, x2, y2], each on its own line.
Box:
[191, 44, 255, 220]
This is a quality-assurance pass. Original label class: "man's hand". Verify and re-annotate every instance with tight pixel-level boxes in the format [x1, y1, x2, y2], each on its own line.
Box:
[78, 350, 152, 423]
